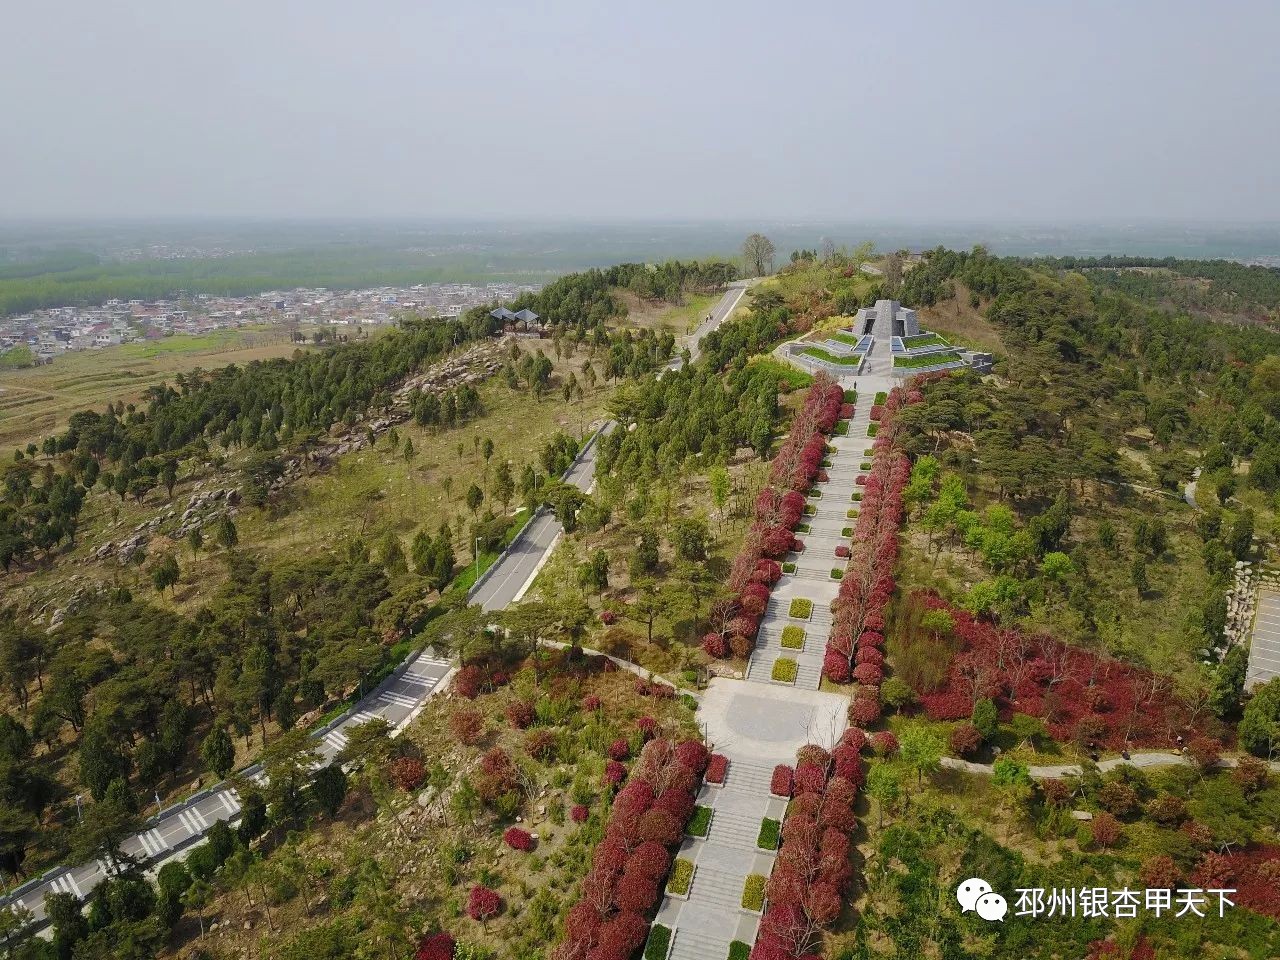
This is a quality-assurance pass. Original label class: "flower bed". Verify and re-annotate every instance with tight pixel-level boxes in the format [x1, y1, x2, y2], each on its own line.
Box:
[757, 817, 781, 849]
[554, 738, 708, 960]
[644, 924, 673, 960]
[788, 598, 812, 619]
[781, 626, 805, 649]
[687, 805, 713, 837]
[771, 658, 798, 683]
[667, 857, 695, 896]
[741, 873, 767, 912]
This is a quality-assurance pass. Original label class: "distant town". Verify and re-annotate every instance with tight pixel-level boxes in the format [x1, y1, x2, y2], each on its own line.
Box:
[0, 281, 541, 364]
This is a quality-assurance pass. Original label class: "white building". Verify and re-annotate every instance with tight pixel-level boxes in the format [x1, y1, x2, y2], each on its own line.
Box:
[853, 299, 920, 339]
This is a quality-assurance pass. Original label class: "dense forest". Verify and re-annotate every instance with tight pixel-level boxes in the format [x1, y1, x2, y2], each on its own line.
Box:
[1021, 255, 1280, 312]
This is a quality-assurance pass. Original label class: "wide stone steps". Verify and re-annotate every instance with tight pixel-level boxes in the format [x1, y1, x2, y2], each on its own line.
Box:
[687, 863, 748, 912]
[745, 652, 823, 689]
[699, 808, 767, 852]
[721, 758, 779, 794]
[669, 924, 733, 960]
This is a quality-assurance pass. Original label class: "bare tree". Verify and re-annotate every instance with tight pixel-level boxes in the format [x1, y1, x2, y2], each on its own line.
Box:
[742, 233, 776, 277]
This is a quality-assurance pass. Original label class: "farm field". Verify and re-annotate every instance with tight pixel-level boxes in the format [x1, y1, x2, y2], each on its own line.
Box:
[0, 326, 333, 454]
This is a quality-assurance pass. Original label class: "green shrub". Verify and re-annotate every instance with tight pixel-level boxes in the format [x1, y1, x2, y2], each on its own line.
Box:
[830, 568, 844, 579]
[741, 874, 767, 911]
[757, 818, 780, 849]
[728, 942, 751, 960]
[788, 598, 812, 619]
[846, 509, 859, 519]
[807, 489, 822, 499]
[867, 423, 879, 437]
[803, 504, 817, 516]
[851, 492, 862, 501]
[667, 858, 694, 895]
[795, 522, 811, 533]
[771, 659, 798, 683]
[645, 924, 672, 960]
[841, 527, 853, 537]
[834, 422, 849, 435]
[860, 461, 872, 470]
[874, 391, 887, 403]
[845, 389, 858, 402]
[781, 626, 805, 649]
[782, 562, 796, 574]
[687, 805, 713, 837]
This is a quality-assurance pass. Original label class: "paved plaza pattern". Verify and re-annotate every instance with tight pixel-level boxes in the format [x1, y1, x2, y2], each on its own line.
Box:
[1246, 588, 1280, 691]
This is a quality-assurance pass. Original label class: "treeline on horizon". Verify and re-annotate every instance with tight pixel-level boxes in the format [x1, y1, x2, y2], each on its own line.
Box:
[1018, 254, 1280, 311]
[0, 246, 739, 317]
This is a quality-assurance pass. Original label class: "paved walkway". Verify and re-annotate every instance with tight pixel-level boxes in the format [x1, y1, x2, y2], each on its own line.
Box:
[655, 681, 847, 960]
[1247, 588, 1280, 691]
[942, 751, 1280, 779]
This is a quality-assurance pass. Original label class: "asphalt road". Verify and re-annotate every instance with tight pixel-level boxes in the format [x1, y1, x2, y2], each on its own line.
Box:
[3, 281, 749, 930]
[6, 653, 452, 927]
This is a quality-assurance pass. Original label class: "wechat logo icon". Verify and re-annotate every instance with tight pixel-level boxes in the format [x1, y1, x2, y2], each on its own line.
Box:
[956, 878, 1008, 921]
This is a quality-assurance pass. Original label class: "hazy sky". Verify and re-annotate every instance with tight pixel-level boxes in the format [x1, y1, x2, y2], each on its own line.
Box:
[5, 1, 1279, 221]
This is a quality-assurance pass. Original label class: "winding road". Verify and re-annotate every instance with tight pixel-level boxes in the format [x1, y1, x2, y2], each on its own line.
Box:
[1, 281, 751, 933]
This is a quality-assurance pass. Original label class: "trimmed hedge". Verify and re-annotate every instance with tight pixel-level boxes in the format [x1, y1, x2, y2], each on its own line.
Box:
[803, 504, 817, 516]
[851, 491, 862, 501]
[860, 461, 873, 470]
[771, 658, 798, 683]
[795, 522, 811, 534]
[782, 562, 796, 574]
[781, 626, 805, 649]
[846, 509, 859, 519]
[874, 391, 887, 403]
[667, 857, 694, 895]
[757, 817, 781, 849]
[841, 526, 853, 537]
[687, 805, 713, 837]
[644, 924, 672, 960]
[788, 598, 813, 619]
[867, 423, 879, 437]
[741, 873, 767, 911]
[706, 753, 729, 784]
[834, 421, 849, 435]
[728, 942, 751, 960]
[830, 568, 844, 580]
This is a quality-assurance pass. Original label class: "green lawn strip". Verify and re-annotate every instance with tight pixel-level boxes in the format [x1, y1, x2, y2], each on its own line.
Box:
[867, 423, 878, 437]
[781, 626, 805, 649]
[741, 874, 767, 912]
[800, 346, 861, 366]
[833, 422, 849, 436]
[757, 817, 781, 850]
[902, 333, 947, 348]
[771, 658, 798, 683]
[830, 331, 862, 347]
[687, 805, 713, 837]
[667, 857, 695, 896]
[788, 598, 812, 619]
[893, 351, 962, 369]
[644, 924, 673, 960]
[874, 391, 888, 403]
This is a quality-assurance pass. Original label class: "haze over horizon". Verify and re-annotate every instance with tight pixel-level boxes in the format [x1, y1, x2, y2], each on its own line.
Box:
[4, 1, 1279, 223]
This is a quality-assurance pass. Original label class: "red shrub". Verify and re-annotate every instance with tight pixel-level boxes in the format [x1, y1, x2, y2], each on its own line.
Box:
[571, 804, 590, 823]
[637, 808, 682, 846]
[600, 609, 617, 625]
[653, 789, 694, 823]
[636, 716, 658, 740]
[504, 827, 534, 851]
[870, 731, 900, 756]
[1140, 854, 1179, 889]
[839, 727, 868, 753]
[949, 724, 982, 757]
[380, 754, 423, 792]
[1187, 736, 1222, 771]
[706, 754, 729, 784]
[739, 593, 768, 617]
[794, 762, 827, 795]
[770, 764, 794, 797]
[604, 760, 628, 787]
[415, 932, 456, 960]
[848, 697, 881, 726]
[1190, 852, 1233, 889]
[822, 650, 851, 684]
[675, 740, 710, 774]
[506, 700, 535, 729]
[627, 841, 672, 880]
[607, 738, 630, 761]
[852, 662, 884, 686]
[466, 885, 502, 922]
[453, 664, 484, 700]
[526, 729, 556, 761]
[754, 559, 783, 585]
[582, 694, 602, 712]
[601, 912, 650, 955]
[449, 707, 486, 746]
[1091, 812, 1122, 849]
[834, 545, 851, 559]
[831, 745, 862, 781]
[702, 631, 728, 658]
